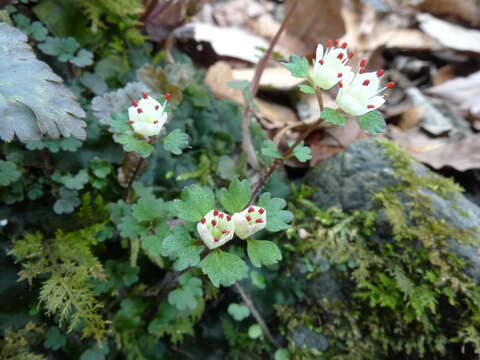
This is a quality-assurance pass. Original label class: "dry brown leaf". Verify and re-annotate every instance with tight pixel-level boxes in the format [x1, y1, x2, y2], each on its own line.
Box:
[414, 0, 480, 26]
[204, 61, 298, 128]
[232, 66, 303, 91]
[285, 0, 345, 51]
[427, 71, 480, 119]
[175, 23, 268, 63]
[433, 65, 457, 86]
[417, 13, 480, 53]
[390, 126, 480, 171]
[307, 119, 370, 166]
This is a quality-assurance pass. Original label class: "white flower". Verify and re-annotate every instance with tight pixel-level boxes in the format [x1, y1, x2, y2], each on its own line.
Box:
[336, 63, 395, 116]
[127, 92, 168, 137]
[311, 40, 353, 90]
[197, 210, 235, 249]
[232, 206, 267, 240]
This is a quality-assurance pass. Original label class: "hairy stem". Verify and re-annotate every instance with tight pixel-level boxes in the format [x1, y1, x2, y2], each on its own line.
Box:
[242, 0, 301, 170]
[249, 88, 324, 204]
[124, 157, 145, 202]
[234, 282, 281, 348]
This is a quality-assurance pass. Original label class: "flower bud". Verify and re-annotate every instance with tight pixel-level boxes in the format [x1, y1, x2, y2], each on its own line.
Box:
[197, 210, 234, 249]
[127, 93, 168, 137]
[232, 206, 267, 240]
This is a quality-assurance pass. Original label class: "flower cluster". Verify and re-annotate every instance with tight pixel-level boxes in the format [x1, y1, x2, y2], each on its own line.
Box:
[311, 40, 395, 116]
[127, 92, 170, 137]
[197, 206, 266, 249]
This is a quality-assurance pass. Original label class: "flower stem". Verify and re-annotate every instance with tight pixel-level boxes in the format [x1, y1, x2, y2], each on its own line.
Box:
[242, 0, 302, 170]
[124, 157, 145, 202]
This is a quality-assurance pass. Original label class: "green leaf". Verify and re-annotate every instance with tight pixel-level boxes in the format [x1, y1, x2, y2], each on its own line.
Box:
[261, 140, 282, 159]
[248, 324, 262, 339]
[258, 193, 293, 232]
[29, 21, 48, 41]
[0, 160, 21, 186]
[141, 224, 169, 256]
[217, 179, 252, 214]
[132, 197, 170, 222]
[0, 23, 86, 142]
[227, 303, 250, 321]
[53, 188, 80, 214]
[44, 327, 66, 351]
[71, 49, 94, 67]
[57, 169, 89, 190]
[114, 133, 154, 158]
[168, 275, 203, 311]
[80, 342, 109, 360]
[173, 184, 215, 222]
[274, 348, 290, 360]
[320, 108, 346, 126]
[250, 271, 266, 289]
[162, 226, 203, 271]
[358, 111, 387, 135]
[247, 240, 282, 267]
[289, 141, 312, 163]
[299, 84, 316, 94]
[90, 158, 111, 178]
[281, 55, 310, 78]
[218, 155, 236, 180]
[163, 129, 189, 155]
[201, 250, 249, 287]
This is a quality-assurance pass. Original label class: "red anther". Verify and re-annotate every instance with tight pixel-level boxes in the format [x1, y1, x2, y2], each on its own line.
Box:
[219, 213, 224, 219]
[360, 58, 367, 68]
[221, 230, 229, 234]
[201, 218, 206, 224]
[367, 105, 375, 109]
[142, 92, 148, 99]
[326, 40, 332, 48]
[128, 121, 135, 124]
[363, 80, 370, 86]
[359, 68, 366, 74]
[337, 53, 344, 60]
[258, 208, 265, 214]
[137, 108, 143, 114]
[165, 93, 172, 102]
[213, 210, 219, 216]
[341, 42, 348, 49]
[132, 99, 139, 107]
[246, 216, 252, 222]
[211, 219, 217, 226]
[248, 207, 255, 213]
[376, 69, 385, 77]
[214, 237, 219, 242]
[255, 219, 264, 224]
[338, 73, 343, 78]
[153, 120, 159, 124]
[386, 82, 396, 88]
[227, 215, 232, 221]
[348, 51, 354, 59]
[333, 40, 339, 47]
[155, 105, 159, 110]
[338, 81, 344, 88]
[319, 60, 324, 65]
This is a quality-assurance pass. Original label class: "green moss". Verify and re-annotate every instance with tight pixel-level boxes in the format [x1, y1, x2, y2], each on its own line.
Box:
[281, 140, 480, 359]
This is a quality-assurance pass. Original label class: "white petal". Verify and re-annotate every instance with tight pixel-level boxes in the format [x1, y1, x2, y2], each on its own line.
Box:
[128, 106, 140, 123]
[315, 44, 324, 62]
[131, 122, 161, 137]
[336, 92, 366, 116]
[197, 223, 215, 248]
[233, 213, 251, 239]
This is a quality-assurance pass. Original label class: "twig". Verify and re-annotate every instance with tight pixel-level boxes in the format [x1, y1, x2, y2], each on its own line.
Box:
[249, 88, 324, 205]
[234, 282, 281, 348]
[242, 0, 301, 170]
[124, 157, 145, 202]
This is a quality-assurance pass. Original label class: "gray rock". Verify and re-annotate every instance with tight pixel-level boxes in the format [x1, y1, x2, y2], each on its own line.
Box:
[292, 326, 329, 353]
[304, 138, 480, 283]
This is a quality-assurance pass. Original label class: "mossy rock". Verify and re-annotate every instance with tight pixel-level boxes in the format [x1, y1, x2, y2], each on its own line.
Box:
[281, 138, 480, 359]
